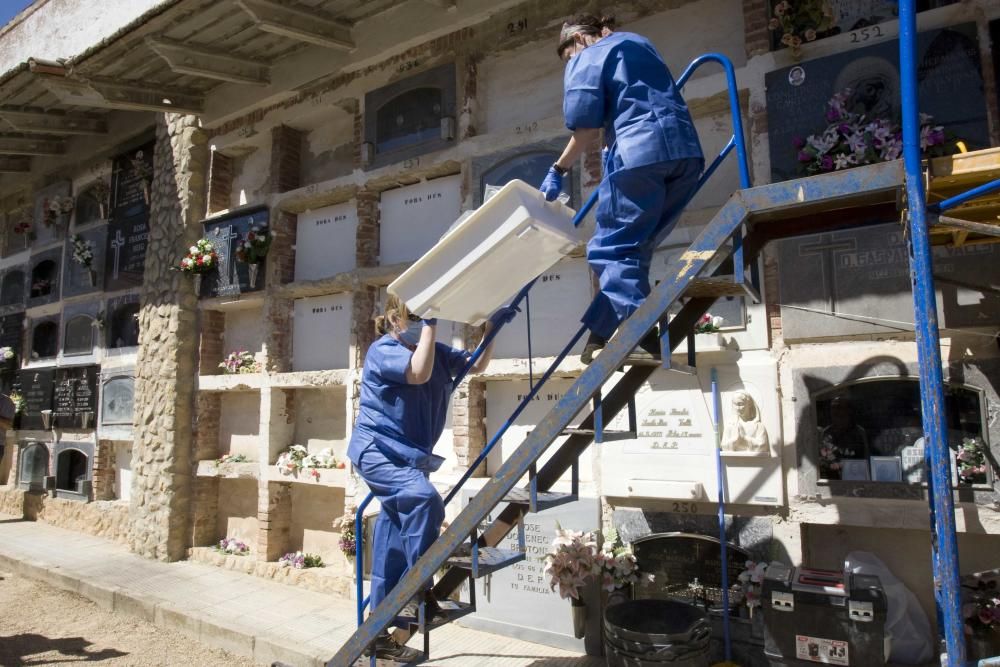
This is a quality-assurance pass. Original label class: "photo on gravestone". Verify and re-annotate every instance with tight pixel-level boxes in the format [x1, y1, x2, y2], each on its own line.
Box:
[29, 318, 59, 361]
[0, 268, 25, 307]
[53, 365, 98, 429]
[813, 379, 986, 483]
[100, 373, 134, 427]
[777, 222, 1000, 340]
[17, 369, 54, 431]
[27, 250, 61, 307]
[200, 207, 269, 299]
[63, 226, 107, 297]
[104, 213, 148, 292]
[765, 23, 988, 182]
[111, 142, 154, 221]
[631, 533, 750, 606]
[32, 181, 72, 246]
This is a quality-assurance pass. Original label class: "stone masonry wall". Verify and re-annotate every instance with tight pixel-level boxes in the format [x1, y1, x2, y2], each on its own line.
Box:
[128, 113, 208, 562]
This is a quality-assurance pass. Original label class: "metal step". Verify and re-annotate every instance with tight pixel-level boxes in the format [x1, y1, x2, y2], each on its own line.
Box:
[561, 427, 635, 442]
[502, 487, 577, 511]
[446, 545, 525, 577]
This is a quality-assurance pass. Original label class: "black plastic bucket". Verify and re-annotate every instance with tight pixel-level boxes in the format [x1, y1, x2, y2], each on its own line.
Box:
[604, 600, 712, 667]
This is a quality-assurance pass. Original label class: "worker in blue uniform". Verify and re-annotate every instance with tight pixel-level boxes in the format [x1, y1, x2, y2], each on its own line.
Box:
[348, 294, 516, 661]
[540, 14, 704, 363]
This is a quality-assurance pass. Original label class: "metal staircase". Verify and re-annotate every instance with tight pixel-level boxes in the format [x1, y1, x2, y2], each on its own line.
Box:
[333, 2, 1000, 661]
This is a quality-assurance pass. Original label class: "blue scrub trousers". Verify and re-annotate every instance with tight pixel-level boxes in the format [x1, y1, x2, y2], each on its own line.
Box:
[582, 157, 704, 340]
[356, 444, 445, 610]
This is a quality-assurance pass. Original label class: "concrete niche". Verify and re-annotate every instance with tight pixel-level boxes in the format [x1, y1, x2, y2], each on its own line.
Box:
[292, 293, 352, 371]
[378, 174, 461, 266]
[294, 201, 358, 281]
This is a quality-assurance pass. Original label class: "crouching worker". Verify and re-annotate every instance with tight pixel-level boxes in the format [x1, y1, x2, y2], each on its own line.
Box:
[540, 14, 705, 364]
[347, 294, 516, 661]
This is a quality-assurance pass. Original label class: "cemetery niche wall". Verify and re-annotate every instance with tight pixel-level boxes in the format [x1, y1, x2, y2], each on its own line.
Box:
[0, 312, 24, 393]
[33, 181, 72, 247]
[17, 369, 54, 431]
[53, 365, 98, 429]
[105, 294, 140, 350]
[17, 441, 48, 490]
[99, 370, 134, 442]
[29, 317, 59, 362]
[364, 63, 457, 169]
[63, 227, 107, 297]
[0, 268, 25, 307]
[294, 201, 357, 281]
[104, 142, 153, 292]
[765, 23, 988, 182]
[200, 207, 269, 299]
[379, 175, 461, 266]
[28, 250, 61, 306]
[53, 440, 94, 500]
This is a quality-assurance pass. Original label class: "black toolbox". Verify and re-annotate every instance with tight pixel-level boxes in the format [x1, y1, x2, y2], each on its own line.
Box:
[762, 564, 888, 666]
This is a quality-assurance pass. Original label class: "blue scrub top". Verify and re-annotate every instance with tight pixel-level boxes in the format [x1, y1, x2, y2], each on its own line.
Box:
[563, 31, 703, 170]
[347, 335, 470, 473]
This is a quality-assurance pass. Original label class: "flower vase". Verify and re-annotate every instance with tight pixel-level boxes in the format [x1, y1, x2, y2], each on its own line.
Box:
[142, 181, 151, 206]
[570, 597, 587, 639]
[41, 409, 53, 430]
[87, 269, 96, 287]
[248, 262, 260, 289]
[80, 410, 93, 429]
[11, 413, 21, 430]
[193, 273, 202, 297]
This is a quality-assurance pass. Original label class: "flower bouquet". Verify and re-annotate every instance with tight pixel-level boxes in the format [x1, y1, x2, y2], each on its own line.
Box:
[595, 528, 647, 603]
[219, 350, 260, 375]
[217, 453, 248, 465]
[178, 238, 217, 295]
[71, 235, 97, 285]
[279, 551, 324, 569]
[769, 0, 836, 58]
[215, 537, 250, 556]
[963, 571, 1000, 658]
[13, 217, 32, 246]
[87, 180, 111, 219]
[796, 89, 951, 176]
[339, 519, 357, 558]
[235, 223, 275, 289]
[735, 561, 770, 617]
[956, 437, 989, 485]
[130, 149, 153, 204]
[694, 313, 724, 334]
[0, 346, 14, 364]
[43, 196, 74, 228]
[275, 445, 345, 480]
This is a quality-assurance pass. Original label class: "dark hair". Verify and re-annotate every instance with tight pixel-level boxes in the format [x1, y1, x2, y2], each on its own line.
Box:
[557, 13, 616, 58]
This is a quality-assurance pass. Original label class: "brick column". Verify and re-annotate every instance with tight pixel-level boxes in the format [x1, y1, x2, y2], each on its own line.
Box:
[258, 480, 292, 561]
[207, 151, 233, 215]
[191, 477, 219, 547]
[263, 210, 296, 373]
[269, 125, 302, 194]
[199, 310, 225, 375]
[763, 245, 782, 345]
[742, 0, 771, 58]
[92, 440, 116, 501]
[128, 113, 207, 562]
[452, 380, 487, 477]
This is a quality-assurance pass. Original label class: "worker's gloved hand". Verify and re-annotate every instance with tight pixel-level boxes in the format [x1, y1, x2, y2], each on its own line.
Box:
[489, 305, 520, 328]
[539, 167, 563, 202]
[421, 318, 438, 326]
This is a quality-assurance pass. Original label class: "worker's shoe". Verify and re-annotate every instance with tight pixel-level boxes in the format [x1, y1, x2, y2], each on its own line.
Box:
[395, 591, 448, 628]
[363, 632, 422, 663]
[580, 333, 608, 365]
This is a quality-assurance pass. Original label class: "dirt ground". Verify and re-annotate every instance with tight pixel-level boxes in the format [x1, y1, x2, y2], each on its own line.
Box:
[0, 570, 261, 667]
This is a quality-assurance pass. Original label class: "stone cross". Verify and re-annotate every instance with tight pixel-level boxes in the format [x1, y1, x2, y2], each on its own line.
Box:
[799, 235, 858, 312]
[110, 229, 126, 280]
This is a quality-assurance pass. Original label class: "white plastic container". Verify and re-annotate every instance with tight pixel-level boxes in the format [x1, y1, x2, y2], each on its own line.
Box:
[388, 179, 583, 325]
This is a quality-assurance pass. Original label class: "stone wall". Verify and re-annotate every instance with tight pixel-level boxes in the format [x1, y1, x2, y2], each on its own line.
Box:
[128, 113, 208, 561]
[36, 498, 130, 544]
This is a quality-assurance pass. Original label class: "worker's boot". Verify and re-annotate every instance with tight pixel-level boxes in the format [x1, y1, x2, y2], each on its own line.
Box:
[580, 332, 607, 365]
[363, 631, 422, 663]
[395, 591, 447, 628]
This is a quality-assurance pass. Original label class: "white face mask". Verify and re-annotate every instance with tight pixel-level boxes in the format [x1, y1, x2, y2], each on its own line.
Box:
[397, 322, 423, 347]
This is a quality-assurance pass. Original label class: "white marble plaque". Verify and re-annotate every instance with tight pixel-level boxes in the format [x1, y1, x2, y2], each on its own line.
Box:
[294, 201, 358, 281]
[379, 175, 461, 266]
[490, 257, 592, 359]
[601, 355, 784, 505]
[485, 377, 589, 485]
[292, 293, 352, 371]
[115, 445, 132, 502]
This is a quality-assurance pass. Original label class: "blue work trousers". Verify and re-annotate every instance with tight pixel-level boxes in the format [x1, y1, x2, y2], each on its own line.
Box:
[356, 444, 445, 611]
[582, 158, 703, 339]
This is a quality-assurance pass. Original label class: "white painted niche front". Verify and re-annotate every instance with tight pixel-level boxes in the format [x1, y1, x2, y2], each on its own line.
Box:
[490, 257, 593, 359]
[294, 201, 358, 281]
[601, 354, 783, 506]
[292, 293, 352, 371]
[379, 175, 461, 266]
[485, 377, 590, 489]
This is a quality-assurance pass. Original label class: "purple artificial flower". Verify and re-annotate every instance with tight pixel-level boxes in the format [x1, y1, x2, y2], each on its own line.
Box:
[820, 155, 834, 171]
[826, 108, 841, 123]
[798, 150, 813, 163]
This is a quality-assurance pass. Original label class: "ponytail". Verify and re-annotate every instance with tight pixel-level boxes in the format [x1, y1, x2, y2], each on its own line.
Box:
[375, 293, 411, 335]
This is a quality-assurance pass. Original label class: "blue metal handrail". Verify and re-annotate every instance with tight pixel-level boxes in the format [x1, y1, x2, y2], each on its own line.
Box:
[353, 51, 751, 630]
[898, 1, 965, 664]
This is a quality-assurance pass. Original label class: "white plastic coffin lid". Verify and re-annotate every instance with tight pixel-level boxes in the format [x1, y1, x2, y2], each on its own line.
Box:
[388, 179, 583, 325]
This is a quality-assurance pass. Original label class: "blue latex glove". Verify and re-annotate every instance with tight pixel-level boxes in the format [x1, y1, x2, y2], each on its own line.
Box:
[488, 305, 520, 328]
[539, 167, 563, 202]
[421, 318, 438, 326]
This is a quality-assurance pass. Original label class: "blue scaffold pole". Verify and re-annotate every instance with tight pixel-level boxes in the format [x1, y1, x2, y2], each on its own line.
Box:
[898, 1, 965, 664]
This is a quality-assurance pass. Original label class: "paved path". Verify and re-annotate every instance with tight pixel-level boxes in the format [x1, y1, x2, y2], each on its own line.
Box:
[0, 516, 603, 667]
